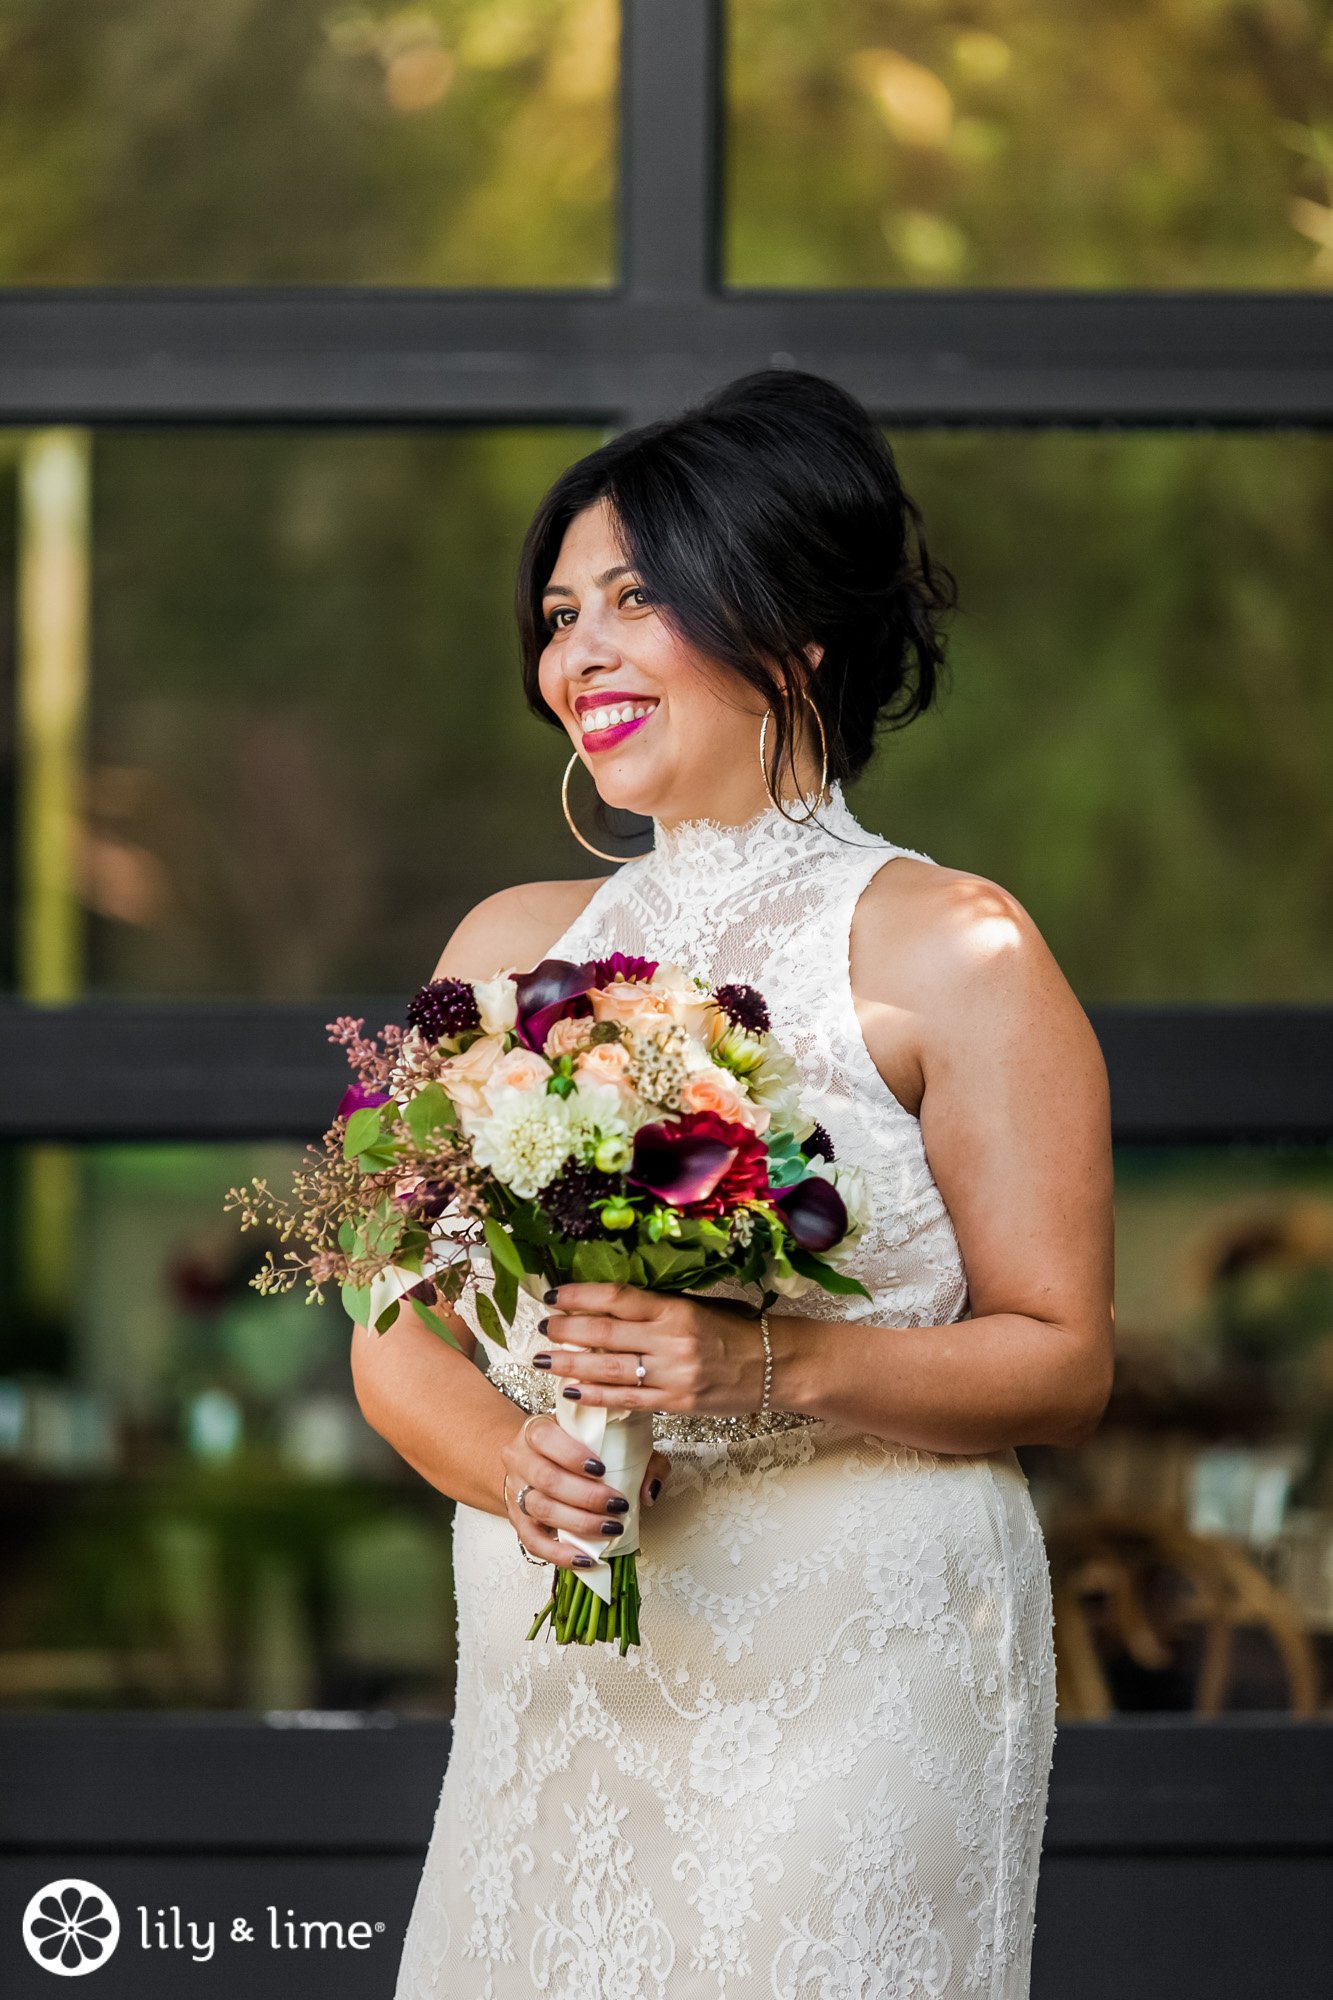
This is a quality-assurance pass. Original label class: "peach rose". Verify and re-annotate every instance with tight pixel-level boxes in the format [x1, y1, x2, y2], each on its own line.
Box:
[680, 1068, 771, 1133]
[439, 1032, 508, 1119]
[488, 1047, 551, 1096]
[544, 1015, 593, 1059]
[575, 1040, 631, 1089]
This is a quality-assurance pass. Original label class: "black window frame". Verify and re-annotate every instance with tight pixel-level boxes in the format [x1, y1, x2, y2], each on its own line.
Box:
[1, 0, 1330, 1145]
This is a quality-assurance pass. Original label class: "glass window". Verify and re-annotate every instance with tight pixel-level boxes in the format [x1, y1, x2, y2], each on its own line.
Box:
[0, 0, 616, 286]
[2, 424, 607, 1000]
[1022, 1143, 1333, 1716]
[0, 1141, 461, 1713]
[3, 424, 1331, 1004]
[727, 1, 1333, 288]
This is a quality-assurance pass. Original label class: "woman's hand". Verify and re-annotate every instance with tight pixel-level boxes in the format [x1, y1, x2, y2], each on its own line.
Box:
[500, 1410, 671, 1567]
[532, 1283, 767, 1417]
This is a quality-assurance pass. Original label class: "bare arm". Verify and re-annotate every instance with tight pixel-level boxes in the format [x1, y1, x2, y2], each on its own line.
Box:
[777, 865, 1115, 1452]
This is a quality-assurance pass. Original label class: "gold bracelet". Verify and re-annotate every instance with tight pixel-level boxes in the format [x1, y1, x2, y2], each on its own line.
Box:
[756, 1310, 773, 1418]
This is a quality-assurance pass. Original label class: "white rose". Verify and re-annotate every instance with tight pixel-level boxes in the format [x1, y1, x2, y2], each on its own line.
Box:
[474, 974, 518, 1035]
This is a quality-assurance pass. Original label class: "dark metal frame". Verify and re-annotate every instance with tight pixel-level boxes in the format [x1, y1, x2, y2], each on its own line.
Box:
[2, 0, 1331, 1140]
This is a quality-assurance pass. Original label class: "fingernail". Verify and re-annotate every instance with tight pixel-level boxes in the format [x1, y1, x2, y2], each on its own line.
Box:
[649, 1477, 662, 1501]
[537, 1317, 550, 1335]
[533, 1353, 552, 1369]
[543, 1289, 559, 1305]
[584, 1457, 605, 1476]
[573, 1554, 595, 1568]
[606, 1495, 629, 1513]
[563, 1385, 581, 1400]
[600, 1520, 624, 1537]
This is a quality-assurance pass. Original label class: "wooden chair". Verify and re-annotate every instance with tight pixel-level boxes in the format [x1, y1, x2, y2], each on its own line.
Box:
[1047, 1509, 1321, 1719]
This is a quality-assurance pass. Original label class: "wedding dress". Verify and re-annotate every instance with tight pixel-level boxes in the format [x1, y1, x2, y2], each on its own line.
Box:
[393, 783, 1057, 1999]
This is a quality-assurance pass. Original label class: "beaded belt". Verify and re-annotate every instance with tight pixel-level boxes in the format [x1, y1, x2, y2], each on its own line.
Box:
[485, 1355, 817, 1445]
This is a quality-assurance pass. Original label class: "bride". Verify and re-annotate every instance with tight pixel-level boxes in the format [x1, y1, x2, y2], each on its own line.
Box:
[355, 366, 1114, 1999]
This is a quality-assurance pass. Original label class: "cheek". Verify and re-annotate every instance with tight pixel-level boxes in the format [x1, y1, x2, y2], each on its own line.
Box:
[536, 647, 568, 720]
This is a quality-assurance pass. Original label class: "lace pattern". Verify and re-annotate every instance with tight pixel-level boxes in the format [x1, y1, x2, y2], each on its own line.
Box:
[394, 785, 1057, 1998]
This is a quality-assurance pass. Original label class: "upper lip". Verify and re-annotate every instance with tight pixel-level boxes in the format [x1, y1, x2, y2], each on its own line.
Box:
[573, 689, 659, 719]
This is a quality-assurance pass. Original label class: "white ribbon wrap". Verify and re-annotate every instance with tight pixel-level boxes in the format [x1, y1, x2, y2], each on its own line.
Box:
[549, 1339, 655, 1605]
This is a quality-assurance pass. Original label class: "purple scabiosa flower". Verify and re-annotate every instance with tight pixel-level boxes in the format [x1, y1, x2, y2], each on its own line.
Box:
[802, 1123, 836, 1163]
[590, 952, 659, 987]
[538, 1160, 625, 1239]
[773, 1175, 849, 1253]
[336, 1081, 390, 1121]
[713, 983, 771, 1035]
[407, 978, 481, 1045]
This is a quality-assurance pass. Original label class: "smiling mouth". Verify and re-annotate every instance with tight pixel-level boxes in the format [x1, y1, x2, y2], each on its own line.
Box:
[577, 695, 658, 752]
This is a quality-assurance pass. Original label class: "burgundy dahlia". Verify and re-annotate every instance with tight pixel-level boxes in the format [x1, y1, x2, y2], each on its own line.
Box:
[713, 983, 771, 1035]
[629, 1112, 770, 1217]
[407, 978, 481, 1044]
[590, 952, 658, 987]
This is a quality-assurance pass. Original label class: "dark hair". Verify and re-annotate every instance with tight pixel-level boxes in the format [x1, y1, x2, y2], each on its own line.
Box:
[515, 368, 956, 805]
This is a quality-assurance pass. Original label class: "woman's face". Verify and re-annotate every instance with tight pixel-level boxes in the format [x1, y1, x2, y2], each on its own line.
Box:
[536, 497, 774, 830]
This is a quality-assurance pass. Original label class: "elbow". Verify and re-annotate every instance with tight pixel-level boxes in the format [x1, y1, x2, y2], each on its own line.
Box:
[1038, 1322, 1114, 1449]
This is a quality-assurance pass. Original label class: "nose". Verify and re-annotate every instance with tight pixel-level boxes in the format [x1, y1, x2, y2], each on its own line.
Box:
[557, 602, 622, 685]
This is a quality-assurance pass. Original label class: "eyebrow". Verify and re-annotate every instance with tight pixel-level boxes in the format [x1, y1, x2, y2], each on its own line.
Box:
[541, 562, 636, 599]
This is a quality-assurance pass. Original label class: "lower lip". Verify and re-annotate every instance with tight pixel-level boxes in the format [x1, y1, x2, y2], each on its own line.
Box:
[579, 709, 655, 753]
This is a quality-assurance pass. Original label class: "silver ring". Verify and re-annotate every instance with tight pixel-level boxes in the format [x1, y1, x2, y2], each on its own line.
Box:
[517, 1481, 534, 1515]
[635, 1354, 647, 1382]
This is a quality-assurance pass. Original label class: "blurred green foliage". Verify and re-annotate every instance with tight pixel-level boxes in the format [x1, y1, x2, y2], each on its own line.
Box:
[729, 0, 1333, 287]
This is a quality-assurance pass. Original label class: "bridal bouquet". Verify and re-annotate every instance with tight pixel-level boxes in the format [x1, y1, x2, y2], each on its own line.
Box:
[224, 953, 868, 1654]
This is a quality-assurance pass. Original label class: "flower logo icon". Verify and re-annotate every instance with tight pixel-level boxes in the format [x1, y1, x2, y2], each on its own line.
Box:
[22, 1879, 120, 1976]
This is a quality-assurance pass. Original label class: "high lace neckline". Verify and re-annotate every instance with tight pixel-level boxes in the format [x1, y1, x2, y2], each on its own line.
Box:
[649, 780, 878, 871]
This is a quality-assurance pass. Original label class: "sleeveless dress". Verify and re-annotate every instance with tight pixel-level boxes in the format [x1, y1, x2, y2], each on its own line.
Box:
[393, 784, 1058, 2000]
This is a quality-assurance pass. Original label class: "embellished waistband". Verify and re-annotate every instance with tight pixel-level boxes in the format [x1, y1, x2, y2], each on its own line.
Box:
[484, 1355, 818, 1445]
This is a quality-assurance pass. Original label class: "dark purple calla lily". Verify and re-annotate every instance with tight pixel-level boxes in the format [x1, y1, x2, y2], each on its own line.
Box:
[629, 1119, 741, 1208]
[773, 1175, 848, 1253]
[336, 1082, 390, 1121]
[513, 957, 597, 1051]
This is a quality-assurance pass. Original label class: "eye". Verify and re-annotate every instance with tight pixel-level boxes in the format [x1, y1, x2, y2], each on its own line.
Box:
[544, 606, 575, 633]
[621, 585, 650, 611]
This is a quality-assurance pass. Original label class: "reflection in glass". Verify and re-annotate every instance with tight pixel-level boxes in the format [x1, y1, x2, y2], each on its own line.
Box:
[728, 1, 1333, 288]
[1, 0, 615, 286]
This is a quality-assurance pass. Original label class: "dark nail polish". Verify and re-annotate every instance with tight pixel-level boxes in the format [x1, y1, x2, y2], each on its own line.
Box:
[600, 1520, 624, 1536]
[584, 1457, 605, 1476]
[606, 1495, 629, 1513]
[573, 1554, 595, 1568]
[649, 1478, 662, 1500]
[563, 1385, 581, 1400]
[543, 1288, 559, 1305]
[537, 1317, 550, 1335]
[533, 1353, 552, 1369]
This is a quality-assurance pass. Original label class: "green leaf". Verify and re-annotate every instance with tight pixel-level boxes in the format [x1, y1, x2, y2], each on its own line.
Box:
[571, 1240, 632, 1285]
[483, 1218, 526, 1282]
[405, 1081, 454, 1147]
[374, 1297, 402, 1334]
[474, 1292, 508, 1349]
[492, 1261, 519, 1326]
[337, 1219, 358, 1256]
[787, 1248, 871, 1298]
[343, 1105, 385, 1161]
[409, 1295, 467, 1354]
[340, 1282, 372, 1327]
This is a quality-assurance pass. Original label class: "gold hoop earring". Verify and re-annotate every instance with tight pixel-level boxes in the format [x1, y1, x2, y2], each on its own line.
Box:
[758, 692, 829, 819]
[561, 750, 622, 863]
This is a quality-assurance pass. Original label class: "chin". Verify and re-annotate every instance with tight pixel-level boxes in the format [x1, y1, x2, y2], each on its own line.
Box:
[582, 751, 669, 820]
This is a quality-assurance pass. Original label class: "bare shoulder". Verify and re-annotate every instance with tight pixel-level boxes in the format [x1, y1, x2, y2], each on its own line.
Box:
[850, 854, 1107, 1109]
[432, 876, 609, 983]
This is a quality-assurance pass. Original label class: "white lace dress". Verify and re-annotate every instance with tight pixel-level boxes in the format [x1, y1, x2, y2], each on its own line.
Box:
[394, 785, 1057, 2000]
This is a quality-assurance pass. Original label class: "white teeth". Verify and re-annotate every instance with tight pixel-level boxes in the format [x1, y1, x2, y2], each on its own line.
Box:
[582, 700, 655, 733]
